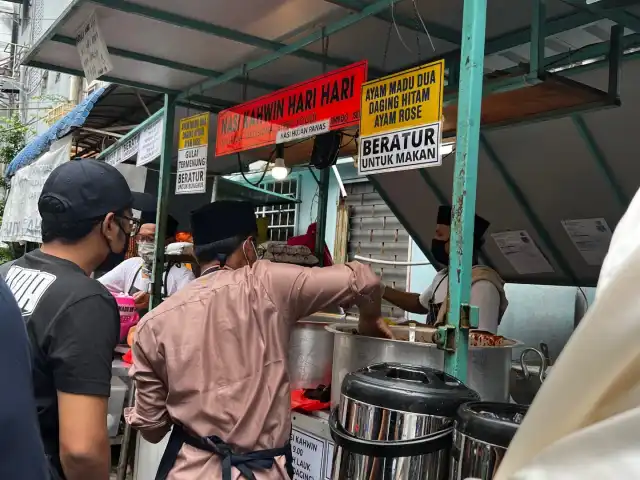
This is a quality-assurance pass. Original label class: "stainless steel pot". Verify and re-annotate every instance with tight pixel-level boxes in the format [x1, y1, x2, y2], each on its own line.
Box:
[288, 313, 347, 390]
[449, 402, 527, 480]
[330, 363, 479, 480]
[327, 323, 521, 406]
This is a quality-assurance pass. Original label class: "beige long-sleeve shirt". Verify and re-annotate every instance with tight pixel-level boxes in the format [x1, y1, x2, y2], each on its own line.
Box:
[125, 260, 379, 479]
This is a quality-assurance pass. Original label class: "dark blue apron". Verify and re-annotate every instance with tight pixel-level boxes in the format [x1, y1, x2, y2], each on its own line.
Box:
[155, 425, 294, 480]
[154, 265, 294, 480]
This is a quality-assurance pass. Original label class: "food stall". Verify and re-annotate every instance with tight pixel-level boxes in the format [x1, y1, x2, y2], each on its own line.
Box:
[17, 0, 640, 477]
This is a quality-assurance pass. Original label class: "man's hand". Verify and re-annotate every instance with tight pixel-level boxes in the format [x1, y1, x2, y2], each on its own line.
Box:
[133, 291, 149, 311]
[357, 285, 394, 339]
[359, 316, 394, 339]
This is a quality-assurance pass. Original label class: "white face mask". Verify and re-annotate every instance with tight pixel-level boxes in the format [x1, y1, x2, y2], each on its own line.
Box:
[137, 241, 155, 270]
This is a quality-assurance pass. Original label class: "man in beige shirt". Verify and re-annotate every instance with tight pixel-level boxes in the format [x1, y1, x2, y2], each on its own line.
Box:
[126, 201, 392, 480]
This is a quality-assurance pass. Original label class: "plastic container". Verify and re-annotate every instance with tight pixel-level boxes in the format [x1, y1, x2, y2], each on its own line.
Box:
[114, 293, 139, 342]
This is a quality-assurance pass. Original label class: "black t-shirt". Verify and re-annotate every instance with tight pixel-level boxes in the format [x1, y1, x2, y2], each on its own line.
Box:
[2, 250, 119, 474]
[0, 276, 49, 479]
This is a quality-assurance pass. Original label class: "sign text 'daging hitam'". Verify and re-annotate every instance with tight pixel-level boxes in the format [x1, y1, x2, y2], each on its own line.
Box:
[358, 59, 444, 176]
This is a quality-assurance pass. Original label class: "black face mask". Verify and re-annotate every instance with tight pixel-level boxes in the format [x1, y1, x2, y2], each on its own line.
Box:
[96, 218, 127, 273]
[431, 239, 449, 266]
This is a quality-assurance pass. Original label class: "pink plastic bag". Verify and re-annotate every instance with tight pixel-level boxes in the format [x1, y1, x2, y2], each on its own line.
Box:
[114, 294, 139, 342]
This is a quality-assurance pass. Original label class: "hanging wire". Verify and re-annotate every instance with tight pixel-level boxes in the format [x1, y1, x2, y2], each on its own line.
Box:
[389, 0, 435, 54]
[238, 150, 273, 186]
[321, 27, 329, 75]
[237, 67, 271, 187]
[382, 23, 392, 71]
[412, 0, 435, 52]
[390, 0, 413, 53]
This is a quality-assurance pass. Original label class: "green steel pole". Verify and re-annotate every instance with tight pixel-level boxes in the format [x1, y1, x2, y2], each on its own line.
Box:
[444, 0, 488, 381]
[530, 0, 546, 76]
[150, 94, 176, 309]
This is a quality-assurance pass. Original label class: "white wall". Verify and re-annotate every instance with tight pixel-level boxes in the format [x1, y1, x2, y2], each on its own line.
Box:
[19, 0, 77, 136]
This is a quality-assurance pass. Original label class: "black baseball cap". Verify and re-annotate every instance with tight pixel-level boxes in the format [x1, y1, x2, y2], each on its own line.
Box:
[39, 159, 156, 222]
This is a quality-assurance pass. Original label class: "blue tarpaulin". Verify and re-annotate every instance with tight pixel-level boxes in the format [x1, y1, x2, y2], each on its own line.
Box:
[5, 87, 107, 178]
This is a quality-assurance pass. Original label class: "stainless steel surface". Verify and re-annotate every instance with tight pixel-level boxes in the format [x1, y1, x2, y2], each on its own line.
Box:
[288, 313, 346, 390]
[116, 384, 136, 480]
[112, 359, 131, 378]
[327, 324, 520, 406]
[332, 393, 452, 479]
[333, 443, 450, 480]
[509, 347, 552, 405]
[339, 396, 451, 441]
[448, 432, 507, 480]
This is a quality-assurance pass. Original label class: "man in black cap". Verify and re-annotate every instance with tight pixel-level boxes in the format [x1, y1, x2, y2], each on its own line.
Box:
[126, 201, 392, 480]
[98, 213, 194, 315]
[2, 159, 154, 480]
[382, 205, 508, 333]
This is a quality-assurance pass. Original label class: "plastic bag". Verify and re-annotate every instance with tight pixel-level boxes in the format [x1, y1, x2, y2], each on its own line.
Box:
[496, 187, 640, 479]
[114, 293, 140, 342]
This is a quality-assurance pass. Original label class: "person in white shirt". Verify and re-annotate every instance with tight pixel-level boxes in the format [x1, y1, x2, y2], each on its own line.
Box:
[98, 214, 195, 314]
[382, 206, 508, 334]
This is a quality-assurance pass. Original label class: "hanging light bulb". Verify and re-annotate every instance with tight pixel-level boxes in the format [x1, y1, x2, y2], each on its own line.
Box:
[271, 144, 289, 180]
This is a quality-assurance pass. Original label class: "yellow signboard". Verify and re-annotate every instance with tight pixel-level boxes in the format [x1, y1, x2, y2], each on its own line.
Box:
[178, 112, 210, 149]
[359, 59, 444, 137]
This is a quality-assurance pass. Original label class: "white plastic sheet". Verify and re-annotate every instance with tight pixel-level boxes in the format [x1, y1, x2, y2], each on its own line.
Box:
[0, 136, 71, 243]
[495, 186, 640, 479]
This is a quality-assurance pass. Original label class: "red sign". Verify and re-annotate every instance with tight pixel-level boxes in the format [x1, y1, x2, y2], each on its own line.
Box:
[215, 61, 368, 156]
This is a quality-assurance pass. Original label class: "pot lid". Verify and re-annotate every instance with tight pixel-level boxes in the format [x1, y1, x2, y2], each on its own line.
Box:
[341, 363, 479, 416]
[455, 402, 528, 448]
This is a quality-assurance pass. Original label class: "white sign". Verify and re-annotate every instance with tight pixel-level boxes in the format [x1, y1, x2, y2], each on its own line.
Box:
[176, 146, 207, 195]
[358, 122, 441, 175]
[105, 147, 121, 166]
[115, 163, 148, 198]
[276, 119, 330, 144]
[121, 134, 139, 162]
[75, 11, 113, 84]
[562, 218, 612, 266]
[492, 230, 554, 275]
[137, 118, 164, 166]
[291, 428, 325, 480]
[324, 442, 334, 480]
[0, 137, 72, 243]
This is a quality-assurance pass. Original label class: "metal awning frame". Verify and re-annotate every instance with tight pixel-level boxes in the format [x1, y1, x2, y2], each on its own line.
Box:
[21, 0, 639, 381]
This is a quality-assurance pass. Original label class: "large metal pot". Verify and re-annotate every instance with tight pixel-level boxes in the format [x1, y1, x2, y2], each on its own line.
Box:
[449, 402, 528, 479]
[288, 313, 347, 389]
[330, 363, 479, 480]
[327, 323, 521, 406]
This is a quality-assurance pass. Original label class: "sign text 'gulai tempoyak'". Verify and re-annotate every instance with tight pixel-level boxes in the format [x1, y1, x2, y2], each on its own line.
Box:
[215, 61, 367, 156]
[358, 59, 444, 176]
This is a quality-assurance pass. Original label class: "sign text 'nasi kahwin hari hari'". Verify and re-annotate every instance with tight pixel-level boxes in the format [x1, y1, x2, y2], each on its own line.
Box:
[358, 59, 444, 176]
[215, 61, 368, 156]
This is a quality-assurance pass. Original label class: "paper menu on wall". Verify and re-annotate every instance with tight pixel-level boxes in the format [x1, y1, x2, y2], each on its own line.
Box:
[492, 230, 554, 275]
[561, 218, 612, 266]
